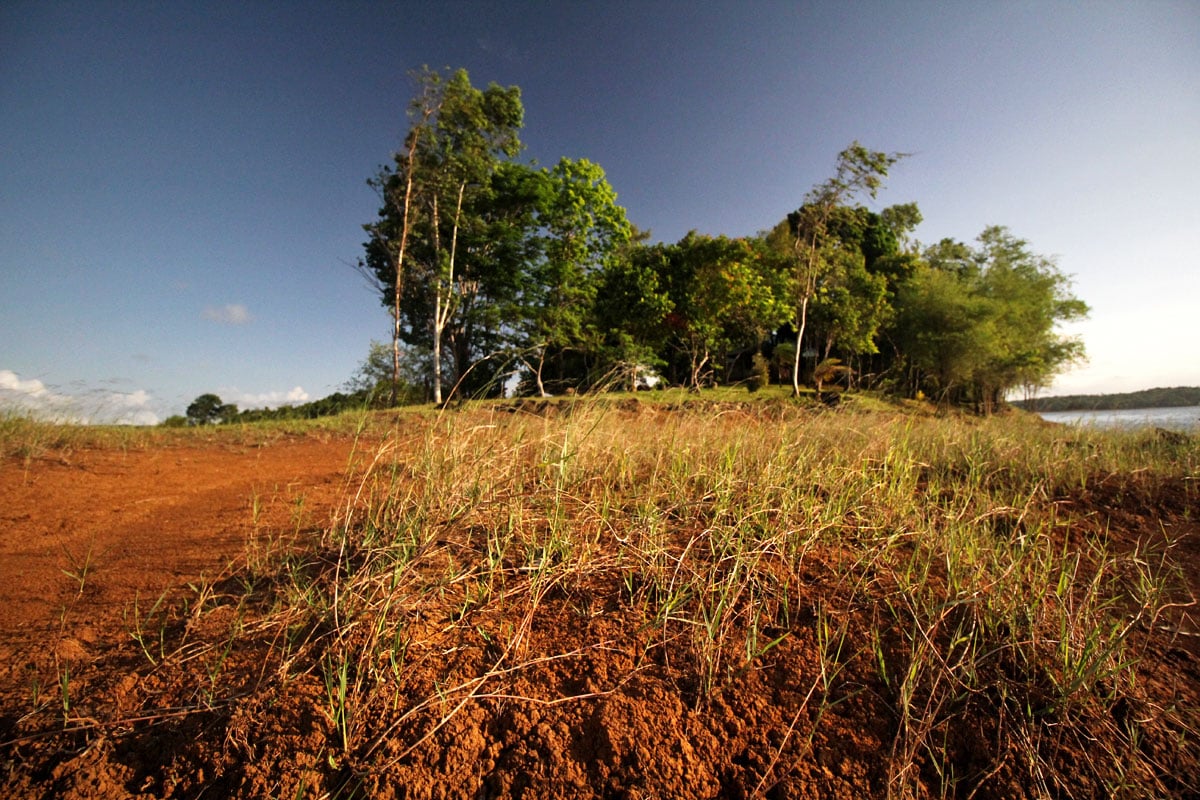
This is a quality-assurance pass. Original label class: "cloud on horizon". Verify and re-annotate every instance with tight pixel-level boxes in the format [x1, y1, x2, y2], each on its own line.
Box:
[222, 385, 310, 409]
[0, 369, 161, 425]
[202, 304, 253, 325]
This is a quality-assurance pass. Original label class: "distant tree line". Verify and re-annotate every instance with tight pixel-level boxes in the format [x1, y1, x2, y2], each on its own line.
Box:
[1014, 386, 1200, 413]
[349, 67, 1088, 413]
[164, 384, 391, 427]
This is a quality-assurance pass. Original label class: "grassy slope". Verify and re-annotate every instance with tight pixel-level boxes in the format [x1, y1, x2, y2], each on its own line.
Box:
[4, 392, 1198, 798]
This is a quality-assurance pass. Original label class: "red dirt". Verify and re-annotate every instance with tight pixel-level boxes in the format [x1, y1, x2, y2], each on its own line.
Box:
[0, 438, 355, 655]
[0, 438, 356, 773]
[1, 430, 1198, 799]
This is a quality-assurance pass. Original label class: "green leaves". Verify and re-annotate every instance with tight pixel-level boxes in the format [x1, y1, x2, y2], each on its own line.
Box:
[356, 116, 1088, 408]
[362, 67, 529, 402]
[185, 393, 237, 425]
[890, 226, 1089, 408]
[784, 142, 908, 393]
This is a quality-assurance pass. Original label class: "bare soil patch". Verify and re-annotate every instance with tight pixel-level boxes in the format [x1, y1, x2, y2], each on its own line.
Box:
[0, 439, 356, 747]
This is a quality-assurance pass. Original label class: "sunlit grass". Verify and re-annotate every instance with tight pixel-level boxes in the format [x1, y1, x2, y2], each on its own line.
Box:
[0, 405, 392, 460]
[12, 393, 1198, 796]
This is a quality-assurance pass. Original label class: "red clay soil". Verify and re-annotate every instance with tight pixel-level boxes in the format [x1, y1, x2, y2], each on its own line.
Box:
[0, 439, 356, 757]
[0, 438, 356, 656]
[1, 432, 1198, 799]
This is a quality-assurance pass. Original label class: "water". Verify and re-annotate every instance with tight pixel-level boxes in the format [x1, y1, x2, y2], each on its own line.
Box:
[1036, 405, 1200, 432]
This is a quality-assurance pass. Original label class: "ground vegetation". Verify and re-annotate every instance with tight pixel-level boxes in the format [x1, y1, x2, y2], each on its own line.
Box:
[2, 398, 1197, 798]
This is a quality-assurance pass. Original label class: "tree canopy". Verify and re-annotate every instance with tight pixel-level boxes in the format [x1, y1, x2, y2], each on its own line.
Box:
[185, 394, 237, 426]
[889, 228, 1088, 410]
[351, 69, 1089, 412]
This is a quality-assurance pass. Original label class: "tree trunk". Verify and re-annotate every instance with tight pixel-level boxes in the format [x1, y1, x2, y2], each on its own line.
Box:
[535, 347, 549, 397]
[690, 350, 710, 391]
[430, 193, 444, 405]
[791, 232, 820, 398]
[431, 182, 467, 406]
[791, 295, 809, 397]
[390, 133, 421, 407]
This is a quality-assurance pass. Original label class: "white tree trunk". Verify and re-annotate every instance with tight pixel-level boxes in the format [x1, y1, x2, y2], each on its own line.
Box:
[431, 183, 466, 406]
[791, 295, 809, 397]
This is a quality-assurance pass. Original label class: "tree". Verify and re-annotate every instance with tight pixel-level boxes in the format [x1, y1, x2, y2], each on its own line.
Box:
[878, 201, 923, 252]
[360, 67, 524, 404]
[890, 262, 994, 402]
[423, 70, 524, 403]
[521, 158, 631, 396]
[767, 201, 920, 388]
[591, 239, 673, 391]
[785, 143, 905, 395]
[344, 340, 391, 395]
[186, 393, 237, 426]
[360, 70, 441, 406]
[805, 238, 889, 365]
[889, 227, 1088, 410]
[661, 233, 792, 389]
[441, 160, 544, 398]
[345, 340, 423, 406]
[972, 226, 1088, 410]
[812, 358, 851, 392]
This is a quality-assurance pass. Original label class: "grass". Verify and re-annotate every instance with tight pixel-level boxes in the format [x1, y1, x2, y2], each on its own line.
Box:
[236, 403, 1185, 788]
[59, 538, 98, 597]
[126, 589, 171, 666]
[0, 404, 388, 462]
[9, 393, 1199, 797]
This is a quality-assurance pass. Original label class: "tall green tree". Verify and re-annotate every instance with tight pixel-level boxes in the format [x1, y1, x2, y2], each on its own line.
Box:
[421, 69, 523, 403]
[360, 67, 524, 404]
[360, 70, 441, 405]
[591, 237, 673, 391]
[807, 245, 889, 364]
[878, 201, 923, 253]
[442, 160, 544, 397]
[186, 393, 237, 426]
[890, 262, 995, 402]
[522, 158, 631, 396]
[660, 233, 792, 389]
[785, 143, 905, 395]
[890, 227, 1088, 410]
[972, 226, 1089, 409]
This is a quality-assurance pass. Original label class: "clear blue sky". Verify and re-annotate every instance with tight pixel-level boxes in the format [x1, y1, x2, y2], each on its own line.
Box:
[3, 1, 1197, 422]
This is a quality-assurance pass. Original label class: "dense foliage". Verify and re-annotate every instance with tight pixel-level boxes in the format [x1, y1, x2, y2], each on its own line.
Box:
[352, 68, 1089, 411]
[185, 393, 238, 426]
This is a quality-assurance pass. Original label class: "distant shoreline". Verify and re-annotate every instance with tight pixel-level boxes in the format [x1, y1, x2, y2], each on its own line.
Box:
[1014, 386, 1200, 412]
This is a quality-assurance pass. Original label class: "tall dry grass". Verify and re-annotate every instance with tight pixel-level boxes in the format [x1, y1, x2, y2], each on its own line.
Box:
[30, 398, 1194, 797]
[171, 402, 1194, 795]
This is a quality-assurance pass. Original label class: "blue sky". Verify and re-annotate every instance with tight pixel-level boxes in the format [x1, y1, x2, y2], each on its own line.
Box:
[2, 1, 1197, 422]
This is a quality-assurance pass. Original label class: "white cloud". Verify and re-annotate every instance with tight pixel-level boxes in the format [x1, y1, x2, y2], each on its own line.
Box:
[1, 369, 75, 420]
[102, 389, 161, 425]
[0, 369, 50, 399]
[202, 304, 253, 325]
[222, 386, 310, 409]
[0, 369, 161, 425]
